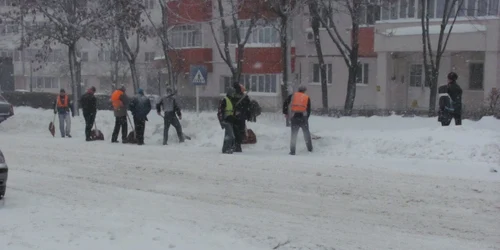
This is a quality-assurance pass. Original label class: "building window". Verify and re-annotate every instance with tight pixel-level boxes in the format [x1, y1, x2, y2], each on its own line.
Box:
[144, 52, 155, 62]
[311, 63, 333, 84]
[170, 24, 202, 48]
[220, 74, 278, 93]
[77, 51, 88, 62]
[144, 0, 154, 9]
[0, 21, 18, 35]
[409, 64, 425, 87]
[356, 63, 369, 84]
[379, 0, 498, 21]
[34, 77, 58, 89]
[312, 7, 334, 28]
[469, 62, 484, 90]
[239, 20, 280, 44]
[360, 0, 382, 24]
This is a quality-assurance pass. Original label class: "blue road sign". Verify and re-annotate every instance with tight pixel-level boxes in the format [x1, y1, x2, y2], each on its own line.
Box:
[190, 65, 208, 86]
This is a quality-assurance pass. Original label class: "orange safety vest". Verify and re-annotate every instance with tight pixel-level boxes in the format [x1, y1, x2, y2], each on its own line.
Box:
[111, 89, 124, 109]
[290, 92, 309, 113]
[57, 95, 69, 108]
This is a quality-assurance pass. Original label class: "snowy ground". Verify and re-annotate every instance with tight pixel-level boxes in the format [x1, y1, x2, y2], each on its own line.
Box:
[0, 107, 499, 250]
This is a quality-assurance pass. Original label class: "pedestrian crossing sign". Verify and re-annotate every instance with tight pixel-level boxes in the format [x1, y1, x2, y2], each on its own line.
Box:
[190, 65, 208, 86]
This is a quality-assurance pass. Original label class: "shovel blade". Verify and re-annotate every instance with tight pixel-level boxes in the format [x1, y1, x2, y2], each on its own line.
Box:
[48, 122, 55, 137]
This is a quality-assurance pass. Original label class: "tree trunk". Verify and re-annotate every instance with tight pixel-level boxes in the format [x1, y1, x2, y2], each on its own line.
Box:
[129, 58, 139, 93]
[428, 69, 439, 116]
[67, 43, 80, 116]
[344, 65, 357, 116]
[309, 1, 328, 111]
[280, 16, 288, 104]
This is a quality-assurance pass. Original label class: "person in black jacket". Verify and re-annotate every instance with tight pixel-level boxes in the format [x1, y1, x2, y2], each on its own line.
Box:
[217, 87, 236, 154]
[129, 88, 152, 145]
[447, 72, 463, 125]
[229, 82, 251, 152]
[156, 88, 184, 145]
[437, 85, 453, 126]
[80, 86, 97, 141]
[283, 85, 312, 155]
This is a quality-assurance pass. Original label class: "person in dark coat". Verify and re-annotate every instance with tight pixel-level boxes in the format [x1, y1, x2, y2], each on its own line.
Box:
[229, 82, 251, 152]
[129, 88, 152, 145]
[447, 72, 463, 125]
[156, 88, 184, 145]
[217, 87, 236, 154]
[283, 85, 312, 155]
[80, 86, 97, 141]
[110, 86, 129, 143]
[53, 88, 74, 138]
[437, 85, 454, 126]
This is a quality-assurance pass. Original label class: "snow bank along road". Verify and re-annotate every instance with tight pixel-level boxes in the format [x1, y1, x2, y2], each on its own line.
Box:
[0, 107, 499, 250]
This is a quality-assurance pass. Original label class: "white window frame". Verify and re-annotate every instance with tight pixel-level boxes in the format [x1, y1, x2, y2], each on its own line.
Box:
[239, 20, 280, 45]
[378, 0, 498, 22]
[310, 63, 333, 85]
[169, 24, 202, 48]
[356, 63, 370, 85]
[468, 61, 484, 90]
[219, 74, 279, 95]
[144, 0, 155, 9]
[34, 76, 58, 89]
[408, 64, 426, 87]
[359, 0, 382, 25]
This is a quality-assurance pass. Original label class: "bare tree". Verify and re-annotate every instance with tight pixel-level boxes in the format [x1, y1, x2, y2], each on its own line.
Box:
[420, 0, 465, 115]
[315, 0, 365, 116]
[6, 0, 111, 115]
[143, 0, 184, 92]
[111, 0, 150, 94]
[308, 0, 328, 111]
[209, 0, 261, 84]
[266, 0, 306, 107]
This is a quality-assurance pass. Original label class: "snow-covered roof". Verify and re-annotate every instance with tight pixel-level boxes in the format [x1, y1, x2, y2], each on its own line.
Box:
[382, 24, 486, 36]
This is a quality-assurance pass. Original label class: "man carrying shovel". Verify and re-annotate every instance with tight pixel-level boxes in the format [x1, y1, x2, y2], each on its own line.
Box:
[53, 88, 74, 138]
[110, 86, 129, 143]
[156, 88, 184, 145]
[80, 86, 97, 141]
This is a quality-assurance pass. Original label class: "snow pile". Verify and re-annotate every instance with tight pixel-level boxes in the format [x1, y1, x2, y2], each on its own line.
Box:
[2, 106, 500, 163]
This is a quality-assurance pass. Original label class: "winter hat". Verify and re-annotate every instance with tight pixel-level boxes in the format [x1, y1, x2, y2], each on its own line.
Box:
[137, 88, 144, 95]
[60, 88, 65, 93]
[447, 72, 458, 81]
[298, 85, 307, 93]
[89, 86, 96, 93]
[166, 88, 173, 94]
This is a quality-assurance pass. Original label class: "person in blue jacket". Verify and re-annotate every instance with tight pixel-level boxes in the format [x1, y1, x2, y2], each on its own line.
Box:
[128, 88, 151, 145]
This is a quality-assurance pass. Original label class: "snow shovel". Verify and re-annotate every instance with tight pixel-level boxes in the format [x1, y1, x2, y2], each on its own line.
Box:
[125, 114, 138, 144]
[91, 122, 104, 141]
[158, 113, 191, 140]
[48, 113, 56, 137]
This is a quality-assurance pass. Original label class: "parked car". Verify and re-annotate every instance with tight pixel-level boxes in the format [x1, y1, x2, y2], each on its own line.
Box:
[0, 149, 7, 199]
[0, 94, 14, 124]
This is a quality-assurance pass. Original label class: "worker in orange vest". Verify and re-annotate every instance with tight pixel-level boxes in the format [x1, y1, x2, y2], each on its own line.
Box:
[283, 85, 312, 155]
[110, 86, 129, 143]
[53, 88, 74, 138]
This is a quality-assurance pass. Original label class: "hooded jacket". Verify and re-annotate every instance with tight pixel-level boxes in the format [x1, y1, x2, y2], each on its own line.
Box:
[129, 90, 152, 120]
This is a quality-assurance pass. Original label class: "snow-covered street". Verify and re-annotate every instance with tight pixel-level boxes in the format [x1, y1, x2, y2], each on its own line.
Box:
[0, 107, 499, 250]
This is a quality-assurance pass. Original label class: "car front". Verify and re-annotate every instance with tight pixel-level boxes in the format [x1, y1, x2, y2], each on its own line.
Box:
[0, 150, 8, 199]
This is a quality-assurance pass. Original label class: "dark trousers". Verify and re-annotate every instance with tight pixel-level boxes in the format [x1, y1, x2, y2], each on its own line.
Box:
[221, 121, 235, 154]
[133, 117, 146, 144]
[233, 119, 246, 152]
[441, 113, 461, 126]
[163, 112, 183, 144]
[290, 116, 313, 154]
[111, 116, 128, 142]
[84, 113, 96, 140]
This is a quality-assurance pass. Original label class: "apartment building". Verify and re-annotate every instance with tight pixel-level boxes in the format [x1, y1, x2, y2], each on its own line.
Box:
[153, 0, 499, 112]
[0, 0, 164, 96]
